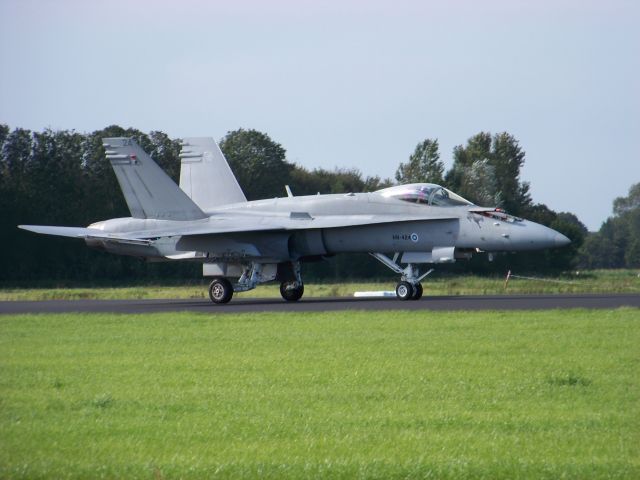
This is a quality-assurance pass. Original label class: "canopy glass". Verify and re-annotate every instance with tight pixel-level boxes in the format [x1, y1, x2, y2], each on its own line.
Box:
[376, 183, 473, 207]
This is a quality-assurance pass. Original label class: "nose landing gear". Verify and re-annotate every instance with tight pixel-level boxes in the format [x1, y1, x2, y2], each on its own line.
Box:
[371, 253, 431, 301]
[395, 281, 423, 301]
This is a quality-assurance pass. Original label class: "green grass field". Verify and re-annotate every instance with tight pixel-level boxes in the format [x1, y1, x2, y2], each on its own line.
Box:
[1, 308, 639, 479]
[1, 269, 639, 301]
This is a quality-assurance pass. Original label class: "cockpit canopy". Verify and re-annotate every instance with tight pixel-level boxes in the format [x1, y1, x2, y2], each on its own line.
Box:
[376, 183, 473, 207]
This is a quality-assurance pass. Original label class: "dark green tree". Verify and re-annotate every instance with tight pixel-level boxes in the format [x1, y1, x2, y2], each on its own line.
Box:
[395, 139, 444, 185]
[1, 128, 32, 187]
[445, 132, 531, 215]
[613, 183, 640, 216]
[445, 132, 492, 198]
[491, 132, 531, 214]
[290, 166, 391, 196]
[0, 128, 34, 280]
[0, 123, 595, 282]
[219, 129, 293, 201]
[21, 130, 88, 278]
[624, 219, 640, 267]
[0, 124, 9, 152]
[363, 175, 393, 192]
[579, 183, 640, 268]
[546, 212, 588, 269]
[148, 130, 182, 182]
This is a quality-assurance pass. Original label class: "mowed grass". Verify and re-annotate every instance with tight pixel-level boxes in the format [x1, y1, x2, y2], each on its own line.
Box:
[1, 309, 639, 479]
[1, 269, 639, 300]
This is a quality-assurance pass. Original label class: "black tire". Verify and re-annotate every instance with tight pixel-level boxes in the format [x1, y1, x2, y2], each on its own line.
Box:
[209, 278, 233, 304]
[411, 283, 423, 300]
[396, 281, 414, 300]
[280, 282, 304, 302]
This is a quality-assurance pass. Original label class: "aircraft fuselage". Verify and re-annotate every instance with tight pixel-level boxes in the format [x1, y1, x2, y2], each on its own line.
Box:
[86, 192, 567, 262]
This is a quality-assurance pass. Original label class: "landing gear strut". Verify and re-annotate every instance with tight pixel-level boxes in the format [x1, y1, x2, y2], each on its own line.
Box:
[370, 253, 432, 301]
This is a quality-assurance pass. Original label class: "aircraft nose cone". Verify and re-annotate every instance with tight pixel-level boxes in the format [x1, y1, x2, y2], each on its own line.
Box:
[554, 232, 571, 247]
[511, 221, 572, 250]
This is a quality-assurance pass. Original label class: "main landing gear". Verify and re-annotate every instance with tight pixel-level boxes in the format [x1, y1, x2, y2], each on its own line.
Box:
[280, 281, 304, 302]
[370, 253, 432, 301]
[207, 261, 304, 304]
[209, 277, 233, 304]
[278, 260, 304, 302]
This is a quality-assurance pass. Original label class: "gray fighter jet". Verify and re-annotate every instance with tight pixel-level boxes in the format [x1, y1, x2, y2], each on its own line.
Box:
[19, 137, 570, 303]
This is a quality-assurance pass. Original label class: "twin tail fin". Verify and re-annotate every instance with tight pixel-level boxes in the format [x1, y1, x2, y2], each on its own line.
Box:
[103, 137, 207, 221]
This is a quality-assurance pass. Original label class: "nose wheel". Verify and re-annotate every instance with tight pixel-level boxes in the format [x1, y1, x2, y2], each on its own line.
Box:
[370, 253, 432, 301]
[396, 281, 423, 301]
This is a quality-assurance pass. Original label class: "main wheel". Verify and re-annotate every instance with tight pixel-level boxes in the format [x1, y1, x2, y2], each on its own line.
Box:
[411, 283, 423, 300]
[208, 278, 233, 304]
[396, 281, 414, 300]
[280, 282, 304, 302]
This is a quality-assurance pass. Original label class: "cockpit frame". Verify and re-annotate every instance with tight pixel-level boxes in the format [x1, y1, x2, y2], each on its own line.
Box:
[376, 183, 473, 207]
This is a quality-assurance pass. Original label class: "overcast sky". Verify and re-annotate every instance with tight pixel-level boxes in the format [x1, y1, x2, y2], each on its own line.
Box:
[1, 0, 638, 230]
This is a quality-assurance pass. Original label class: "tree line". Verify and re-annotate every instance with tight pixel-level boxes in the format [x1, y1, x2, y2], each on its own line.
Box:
[0, 124, 637, 284]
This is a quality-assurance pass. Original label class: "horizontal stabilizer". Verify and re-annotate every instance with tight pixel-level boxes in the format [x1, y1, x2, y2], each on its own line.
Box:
[19, 225, 100, 238]
[18, 225, 152, 245]
[179, 137, 247, 210]
[103, 137, 207, 221]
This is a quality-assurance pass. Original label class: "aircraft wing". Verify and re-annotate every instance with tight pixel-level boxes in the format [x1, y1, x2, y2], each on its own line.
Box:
[120, 213, 459, 239]
[19, 214, 457, 243]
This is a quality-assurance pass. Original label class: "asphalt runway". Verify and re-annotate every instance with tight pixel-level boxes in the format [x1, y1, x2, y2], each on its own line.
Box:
[1, 294, 639, 315]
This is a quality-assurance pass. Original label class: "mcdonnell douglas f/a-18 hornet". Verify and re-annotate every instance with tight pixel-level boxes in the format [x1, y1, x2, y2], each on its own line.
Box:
[19, 137, 570, 303]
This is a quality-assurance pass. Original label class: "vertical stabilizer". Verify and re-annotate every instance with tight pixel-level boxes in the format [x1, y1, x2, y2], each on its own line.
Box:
[103, 137, 206, 221]
[179, 138, 247, 211]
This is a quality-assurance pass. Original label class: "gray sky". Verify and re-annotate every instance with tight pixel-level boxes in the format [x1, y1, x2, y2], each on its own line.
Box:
[1, 0, 638, 231]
